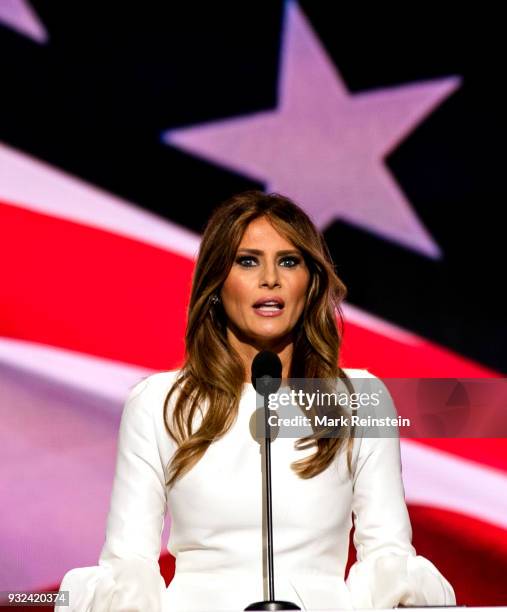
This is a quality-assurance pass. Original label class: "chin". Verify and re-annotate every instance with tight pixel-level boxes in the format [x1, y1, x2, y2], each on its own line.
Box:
[250, 326, 292, 344]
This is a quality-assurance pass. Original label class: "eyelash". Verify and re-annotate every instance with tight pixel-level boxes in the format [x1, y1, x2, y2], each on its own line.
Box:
[235, 255, 301, 268]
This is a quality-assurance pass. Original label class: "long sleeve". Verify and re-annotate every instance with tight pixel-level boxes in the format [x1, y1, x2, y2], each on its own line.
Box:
[345, 371, 456, 609]
[56, 376, 168, 612]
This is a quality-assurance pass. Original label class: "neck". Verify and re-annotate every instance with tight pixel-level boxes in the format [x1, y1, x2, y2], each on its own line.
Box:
[226, 327, 294, 382]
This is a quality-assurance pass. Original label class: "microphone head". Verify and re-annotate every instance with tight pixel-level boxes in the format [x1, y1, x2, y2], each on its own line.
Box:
[251, 350, 282, 396]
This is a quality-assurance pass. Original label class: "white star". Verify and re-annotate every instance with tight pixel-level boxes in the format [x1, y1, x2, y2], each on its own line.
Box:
[163, 1, 461, 258]
[0, 0, 48, 44]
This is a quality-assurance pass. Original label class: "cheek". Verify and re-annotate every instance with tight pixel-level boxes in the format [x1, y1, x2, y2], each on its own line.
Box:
[222, 274, 251, 308]
[291, 273, 310, 307]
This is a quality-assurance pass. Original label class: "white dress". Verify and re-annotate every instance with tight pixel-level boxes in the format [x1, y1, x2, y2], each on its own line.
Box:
[56, 368, 456, 611]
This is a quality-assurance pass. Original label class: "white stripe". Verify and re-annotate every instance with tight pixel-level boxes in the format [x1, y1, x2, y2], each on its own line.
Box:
[0, 141, 201, 259]
[0, 336, 155, 405]
[401, 439, 507, 530]
[341, 303, 421, 345]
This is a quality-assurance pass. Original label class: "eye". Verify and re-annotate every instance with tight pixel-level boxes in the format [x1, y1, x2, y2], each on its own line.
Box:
[279, 256, 301, 267]
[236, 255, 258, 267]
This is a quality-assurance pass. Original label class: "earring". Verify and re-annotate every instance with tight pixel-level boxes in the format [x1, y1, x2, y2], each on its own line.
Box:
[210, 293, 220, 305]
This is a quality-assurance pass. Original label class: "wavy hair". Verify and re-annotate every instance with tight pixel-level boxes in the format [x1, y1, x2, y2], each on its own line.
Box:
[163, 190, 356, 488]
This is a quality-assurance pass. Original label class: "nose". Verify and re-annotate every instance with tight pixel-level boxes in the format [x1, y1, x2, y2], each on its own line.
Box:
[259, 260, 281, 288]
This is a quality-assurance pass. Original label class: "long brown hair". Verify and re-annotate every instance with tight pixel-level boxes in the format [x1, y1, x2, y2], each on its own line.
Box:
[163, 190, 355, 488]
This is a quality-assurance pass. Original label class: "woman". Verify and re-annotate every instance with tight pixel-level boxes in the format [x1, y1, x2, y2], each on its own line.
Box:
[57, 190, 456, 611]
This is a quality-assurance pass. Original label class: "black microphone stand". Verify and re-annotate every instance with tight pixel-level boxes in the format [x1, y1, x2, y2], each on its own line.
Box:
[245, 373, 301, 611]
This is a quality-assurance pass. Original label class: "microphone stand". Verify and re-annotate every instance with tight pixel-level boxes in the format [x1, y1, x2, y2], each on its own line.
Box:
[245, 376, 300, 611]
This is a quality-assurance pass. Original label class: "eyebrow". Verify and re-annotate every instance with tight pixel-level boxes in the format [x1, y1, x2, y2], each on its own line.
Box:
[237, 248, 302, 255]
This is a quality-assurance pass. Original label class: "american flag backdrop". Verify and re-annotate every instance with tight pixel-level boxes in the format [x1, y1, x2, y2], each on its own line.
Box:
[0, 0, 506, 606]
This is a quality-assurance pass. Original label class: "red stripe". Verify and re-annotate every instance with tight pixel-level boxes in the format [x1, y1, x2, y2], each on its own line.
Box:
[341, 320, 499, 378]
[407, 505, 507, 606]
[0, 201, 193, 369]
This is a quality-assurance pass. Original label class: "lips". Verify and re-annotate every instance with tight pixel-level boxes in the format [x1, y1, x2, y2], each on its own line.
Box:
[253, 296, 285, 310]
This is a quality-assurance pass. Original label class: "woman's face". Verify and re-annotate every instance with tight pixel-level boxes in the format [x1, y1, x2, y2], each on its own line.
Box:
[220, 216, 310, 348]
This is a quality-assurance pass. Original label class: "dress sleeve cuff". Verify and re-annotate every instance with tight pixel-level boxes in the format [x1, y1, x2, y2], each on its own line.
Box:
[55, 565, 113, 611]
[345, 553, 457, 609]
[56, 559, 167, 611]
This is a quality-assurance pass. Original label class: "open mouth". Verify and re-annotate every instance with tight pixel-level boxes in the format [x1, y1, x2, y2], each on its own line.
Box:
[254, 303, 283, 312]
[252, 297, 285, 312]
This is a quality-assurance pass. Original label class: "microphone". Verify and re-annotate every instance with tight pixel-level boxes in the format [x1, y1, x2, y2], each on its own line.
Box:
[245, 351, 300, 611]
[251, 350, 282, 396]
[249, 350, 281, 444]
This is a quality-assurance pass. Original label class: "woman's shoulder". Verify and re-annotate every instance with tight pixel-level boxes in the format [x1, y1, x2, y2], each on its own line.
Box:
[341, 367, 375, 379]
[140, 368, 183, 388]
[125, 368, 184, 404]
[122, 370, 185, 444]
